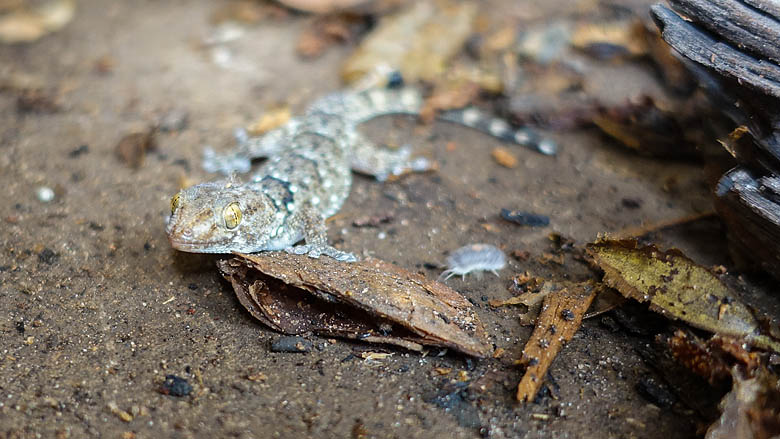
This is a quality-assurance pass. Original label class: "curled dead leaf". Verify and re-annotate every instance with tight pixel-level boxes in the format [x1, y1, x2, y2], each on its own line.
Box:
[219, 252, 492, 357]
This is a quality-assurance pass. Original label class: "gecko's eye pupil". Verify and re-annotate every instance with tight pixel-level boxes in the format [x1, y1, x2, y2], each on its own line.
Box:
[170, 193, 180, 214]
[223, 202, 242, 229]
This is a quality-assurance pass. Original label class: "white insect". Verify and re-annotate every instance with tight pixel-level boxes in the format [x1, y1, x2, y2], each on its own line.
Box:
[439, 244, 506, 280]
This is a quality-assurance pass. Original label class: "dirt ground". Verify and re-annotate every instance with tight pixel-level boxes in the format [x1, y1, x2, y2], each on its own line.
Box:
[1, 1, 775, 438]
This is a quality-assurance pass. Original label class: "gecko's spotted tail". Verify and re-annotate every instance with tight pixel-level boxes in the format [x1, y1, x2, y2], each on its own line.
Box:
[309, 87, 557, 156]
[438, 107, 557, 156]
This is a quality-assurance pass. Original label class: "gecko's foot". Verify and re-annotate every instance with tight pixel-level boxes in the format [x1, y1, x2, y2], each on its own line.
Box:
[202, 147, 252, 175]
[285, 245, 358, 262]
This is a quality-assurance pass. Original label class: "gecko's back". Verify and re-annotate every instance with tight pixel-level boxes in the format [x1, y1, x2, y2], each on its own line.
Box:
[169, 86, 556, 260]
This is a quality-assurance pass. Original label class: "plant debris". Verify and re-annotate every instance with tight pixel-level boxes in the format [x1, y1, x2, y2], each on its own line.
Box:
[500, 208, 550, 227]
[0, 0, 74, 44]
[591, 95, 700, 157]
[245, 106, 291, 136]
[296, 13, 370, 59]
[276, 0, 374, 14]
[705, 368, 780, 439]
[666, 330, 763, 385]
[218, 252, 492, 357]
[341, 0, 476, 84]
[115, 129, 157, 169]
[490, 147, 518, 168]
[418, 80, 480, 123]
[586, 239, 780, 352]
[516, 282, 598, 402]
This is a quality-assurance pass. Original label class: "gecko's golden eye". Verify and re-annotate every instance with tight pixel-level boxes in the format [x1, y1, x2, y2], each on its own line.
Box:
[223, 202, 242, 229]
[170, 193, 181, 214]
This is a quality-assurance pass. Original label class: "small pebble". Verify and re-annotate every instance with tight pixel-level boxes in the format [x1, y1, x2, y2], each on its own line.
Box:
[38, 248, 59, 265]
[160, 375, 192, 397]
[491, 147, 518, 168]
[500, 208, 550, 227]
[158, 109, 189, 132]
[68, 144, 89, 157]
[621, 198, 642, 209]
[271, 336, 311, 353]
[635, 375, 676, 409]
[35, 186, 55, 203]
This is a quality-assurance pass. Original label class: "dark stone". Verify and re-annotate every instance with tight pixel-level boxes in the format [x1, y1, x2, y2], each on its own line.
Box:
[636, 375, 677, 408]
[68, 144, 89, 157]
[38, 248, 59, 265]
[160, 375, 192, 397]
[270, 336, 312, 353]
[500, 208, 550, 227]
[621, 198, 642, 209]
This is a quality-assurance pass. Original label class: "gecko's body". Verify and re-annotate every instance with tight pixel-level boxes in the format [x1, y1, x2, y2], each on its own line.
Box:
[166, 87, 556, 261]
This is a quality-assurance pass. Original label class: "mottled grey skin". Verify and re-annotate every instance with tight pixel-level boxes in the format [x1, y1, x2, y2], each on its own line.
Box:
[167, 87, 556, 261]
[167, 114, 356, 261]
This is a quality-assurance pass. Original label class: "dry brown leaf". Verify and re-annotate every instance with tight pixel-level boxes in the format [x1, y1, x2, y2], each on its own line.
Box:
[419, 80, 479, 123]
[211, 0, 288, 24]
[296, 13, 368, 58]
[219, 252, 492, 357]
[115, 129, 157, 169]
[277, 0, 374, 13]
[341, 0, 476, 83]
[246, 106, 291, 136]
[0, 0, 74, 44]
[570, 19, 647, 60]
[516, 282, 598, 402]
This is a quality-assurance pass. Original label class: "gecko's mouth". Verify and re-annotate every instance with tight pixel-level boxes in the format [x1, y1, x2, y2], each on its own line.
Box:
[168, 238, 230, 254]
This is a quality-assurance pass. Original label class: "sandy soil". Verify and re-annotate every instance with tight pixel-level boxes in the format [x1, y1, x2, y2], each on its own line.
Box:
[0, 1, 764, 438]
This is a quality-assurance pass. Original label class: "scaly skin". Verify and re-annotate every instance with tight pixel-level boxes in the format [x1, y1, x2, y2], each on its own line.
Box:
[166, 87, 556, 261]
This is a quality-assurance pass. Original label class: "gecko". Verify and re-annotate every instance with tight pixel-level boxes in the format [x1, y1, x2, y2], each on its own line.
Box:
[166, 87, 556, 261]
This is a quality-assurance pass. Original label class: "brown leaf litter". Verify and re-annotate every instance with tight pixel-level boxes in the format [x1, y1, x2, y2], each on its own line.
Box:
[218, 252, 492, 357]
[515, 282, 599, 402]
[586, 238, 780, 353]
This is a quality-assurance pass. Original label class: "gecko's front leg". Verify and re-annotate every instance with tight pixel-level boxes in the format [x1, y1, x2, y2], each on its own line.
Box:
[285, 204, 358, 262]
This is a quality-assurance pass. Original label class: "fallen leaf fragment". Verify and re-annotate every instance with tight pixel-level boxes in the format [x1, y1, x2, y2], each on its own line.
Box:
[667, 330, 762, 385]
[570, 19, 647, 60]
[0, 0, 74, 44]
[246, 370, 268, 382]
[296, 13, 369, 59]
[360, 351, 392, 361]
[586, 239, 780, 352]
[211, 0, 287, 25]
[341, 0, 476, 83]
[491, 147, 518, 168]
[107, 401, 133, 422]
[218, 252, 492, 357]
[276, 0, 373, 14]
[246, 106, 291, 136]
[115, 129, 157, 169]
[516, 282, 598, 402]
[419, 80, 480, 123]
[592, 96, 698, 157]
[706, 368, 780, 439]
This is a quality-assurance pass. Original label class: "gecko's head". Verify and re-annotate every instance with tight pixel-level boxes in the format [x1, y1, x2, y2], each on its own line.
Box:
[166, 178, 276, 253]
